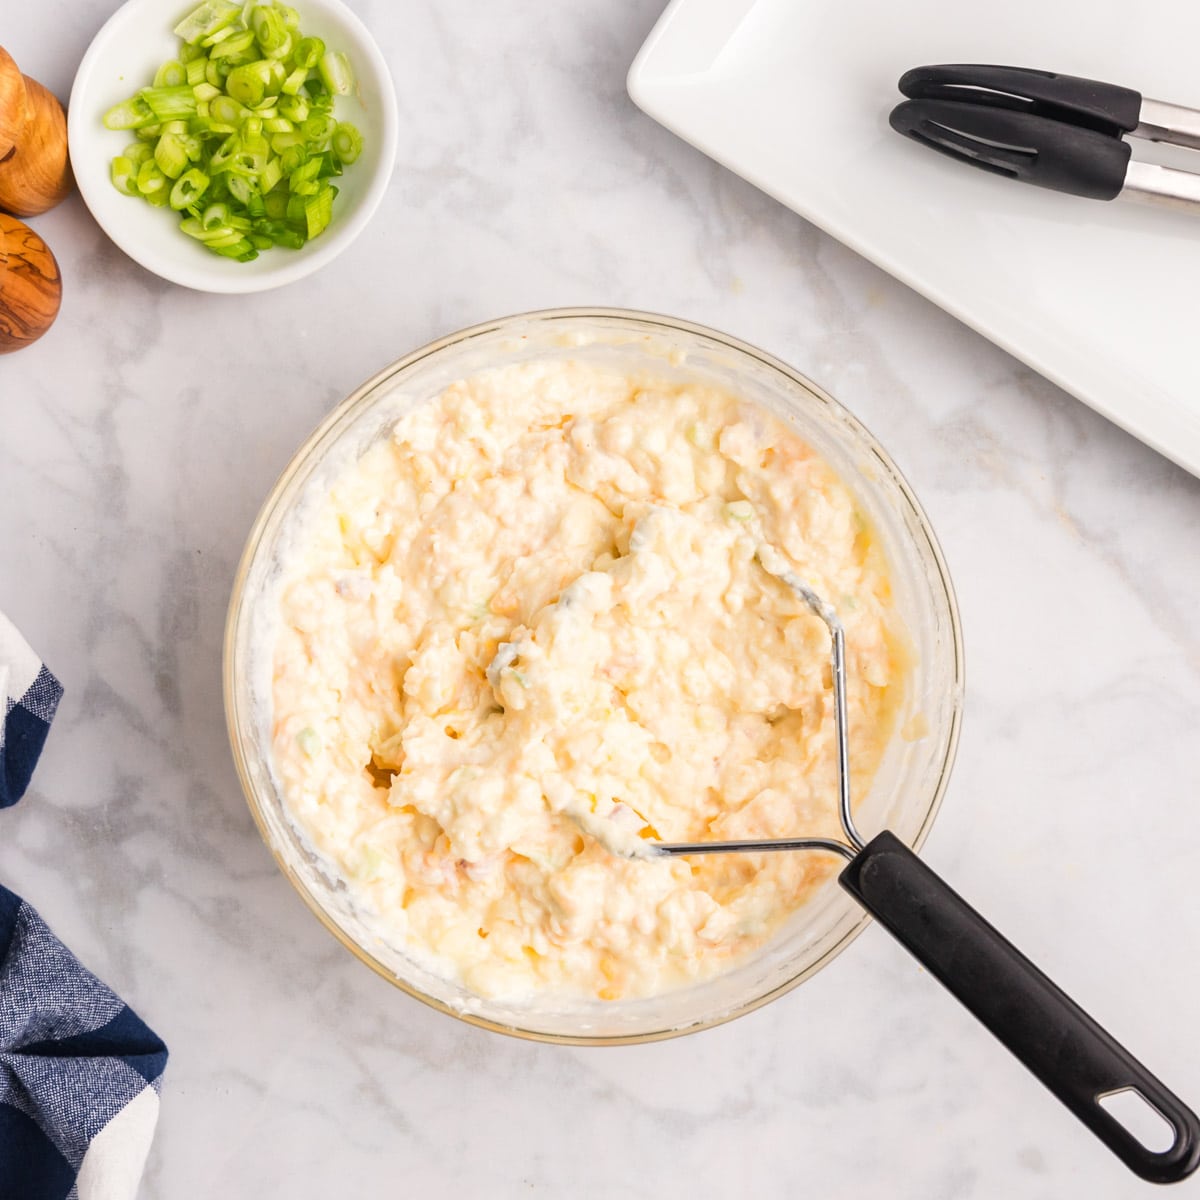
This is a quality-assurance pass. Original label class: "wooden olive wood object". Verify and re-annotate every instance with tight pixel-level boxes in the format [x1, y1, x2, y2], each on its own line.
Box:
[0, 211, 62, 352]
[0, 45, 71, 217]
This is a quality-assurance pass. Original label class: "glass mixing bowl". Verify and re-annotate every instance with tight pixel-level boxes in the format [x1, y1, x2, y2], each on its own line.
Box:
[224, 308, 964, 1043]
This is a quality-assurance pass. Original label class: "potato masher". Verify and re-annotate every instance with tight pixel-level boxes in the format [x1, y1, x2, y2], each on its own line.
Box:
[644, 548, 1200, 1184]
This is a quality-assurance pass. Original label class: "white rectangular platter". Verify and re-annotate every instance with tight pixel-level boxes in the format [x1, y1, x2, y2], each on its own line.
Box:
[628, 0, 1200, 476]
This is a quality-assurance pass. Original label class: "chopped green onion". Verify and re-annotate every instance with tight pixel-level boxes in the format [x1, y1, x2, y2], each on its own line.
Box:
[258, 155, 283, 193]
[103, 96, 156, 130]
[289, 156, 321, 186]
[169, 167, 209, 209]
[174, 1, 242, 45]
[211, 238, 257, 260]
[207, 134, 240, 171]
[252, 5, 290, 55]
[154, 132, 191, 178]
[105, 0, 364, 262]
[303, 184, 333, 238]
[209, 29, 256, 60]
[154, 60, 188, 88]
[210, 94, 246, 125]
[110, 156, 139, 195]
[280, 65, 308, 94]
[292, 35, 323, 69]
[225, 61, 269, 105]
[277, 142, 307, 172]
[123, 141, 154, 166]
[300, 113, 334, 145]
[202, 23, 236, 46]
[317, 50, 354, 96]
[141, 86, 198, 120]
[136, 160, 167, 195]
[257, 218, 303, 248]
[263, 190, 288, 219]
[277, 94, 308, 122]
[294, 724, 319, 753]
[202, 202, 231, 230]
[232, 145, 267, 174]
[204, 227, 244, 248]
[331, 122, 362, 164]
[227, 172, 255, 205]
[271, 131, 305, 157]
[191, 115, 233, 135]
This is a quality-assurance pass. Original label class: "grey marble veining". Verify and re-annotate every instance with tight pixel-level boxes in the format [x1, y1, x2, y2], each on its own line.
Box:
[2, 2, 1198, 1197]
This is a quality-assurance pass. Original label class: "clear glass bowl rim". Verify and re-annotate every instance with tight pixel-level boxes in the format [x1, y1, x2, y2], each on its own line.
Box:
[223, 306, 965, 1045]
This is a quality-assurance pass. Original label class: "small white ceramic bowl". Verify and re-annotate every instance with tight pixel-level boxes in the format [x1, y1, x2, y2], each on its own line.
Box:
[68, 0, 397, 293]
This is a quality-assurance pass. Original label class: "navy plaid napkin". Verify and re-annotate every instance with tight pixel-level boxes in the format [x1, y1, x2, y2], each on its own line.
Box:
[1, 611, 167, 1199]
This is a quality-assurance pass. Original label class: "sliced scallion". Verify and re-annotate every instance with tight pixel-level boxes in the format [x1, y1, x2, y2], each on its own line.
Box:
[317, 50, 353, 96]
[141, 86, 198, 120]
[136, 160, 167, 195]
[154, 60, 188, 89]
[169, 167, 209, 209]
[174, 0, 241, 44]
[123, 141, 154, 166]
[154, 132, 191, 178]
[111, 156, 138, 195]
[103, 96, 156, 131]
[303, 184, 333, 238]
[280, 64, 308, 94]
[105, 1, 365, 261]
[330, 122, 361, 164]
[292, 36, 323, 70]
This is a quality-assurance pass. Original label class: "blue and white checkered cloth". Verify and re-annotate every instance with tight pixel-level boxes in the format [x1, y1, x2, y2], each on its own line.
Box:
[1, 611, 167, 1199]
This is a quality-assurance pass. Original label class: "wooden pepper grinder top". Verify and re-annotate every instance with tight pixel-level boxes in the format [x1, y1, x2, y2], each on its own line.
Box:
[0, 44, 71, 217]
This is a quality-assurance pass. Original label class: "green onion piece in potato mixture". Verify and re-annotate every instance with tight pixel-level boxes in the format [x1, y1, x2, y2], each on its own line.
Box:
[102, 0, 363, 263]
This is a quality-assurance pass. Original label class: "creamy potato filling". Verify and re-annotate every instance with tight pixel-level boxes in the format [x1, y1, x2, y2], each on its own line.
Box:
[272, 360, 900, 1001]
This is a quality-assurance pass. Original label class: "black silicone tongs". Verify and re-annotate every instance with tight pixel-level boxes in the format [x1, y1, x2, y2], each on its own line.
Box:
[890, 64, 1200, 211]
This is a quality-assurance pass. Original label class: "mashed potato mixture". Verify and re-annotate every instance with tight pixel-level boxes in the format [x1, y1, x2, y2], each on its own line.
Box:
[272, 360, 902, 1001]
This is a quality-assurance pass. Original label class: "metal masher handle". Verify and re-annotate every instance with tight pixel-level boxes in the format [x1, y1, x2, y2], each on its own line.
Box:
[840, 831, 1200, 1184]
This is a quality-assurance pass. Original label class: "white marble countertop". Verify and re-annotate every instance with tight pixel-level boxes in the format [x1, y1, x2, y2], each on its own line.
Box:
[3, 2, 1199, 1197]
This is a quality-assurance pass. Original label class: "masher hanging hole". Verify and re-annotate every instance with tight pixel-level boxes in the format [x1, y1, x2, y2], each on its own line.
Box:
[1098, 1088, 1179, 1154]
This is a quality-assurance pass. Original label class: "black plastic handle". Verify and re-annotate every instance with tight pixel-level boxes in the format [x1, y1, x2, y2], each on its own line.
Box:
[889, 98, 1131, 200]
[840, 832, 1200, 1184]
[899, 64, 1143, 136]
